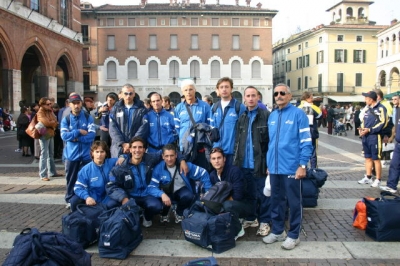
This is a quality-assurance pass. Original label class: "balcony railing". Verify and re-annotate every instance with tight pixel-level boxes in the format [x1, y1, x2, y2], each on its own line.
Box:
[291, 86, 374, 96]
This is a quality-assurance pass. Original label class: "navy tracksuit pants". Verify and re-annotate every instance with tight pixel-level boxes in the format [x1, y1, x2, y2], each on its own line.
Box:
[387, 143, 400, 190]
[65, 160, 90, 203]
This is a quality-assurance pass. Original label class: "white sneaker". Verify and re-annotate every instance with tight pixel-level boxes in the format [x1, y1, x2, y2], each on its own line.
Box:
[262, 231, 287, 244]
[371, 179, 381, 188]
[380, 186, 397, 194]
[256, 223, 271, 236]
[235, 226, 245, 240]
[160, 215, 169, 223]
[242, 219, 259, 229]
[142, 218, 153, 228]
[358, 176, 372, 184]
[281, 237, 300, 250]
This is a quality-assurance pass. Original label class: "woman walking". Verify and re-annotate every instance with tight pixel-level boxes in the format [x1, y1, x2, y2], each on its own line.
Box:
[37, 97, 61, 181]
[16, 107, 32, 156]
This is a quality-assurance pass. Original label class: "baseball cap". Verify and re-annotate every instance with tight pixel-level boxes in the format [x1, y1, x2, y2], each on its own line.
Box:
[362, 91, 377, 100]
[84, 97, 94, 103]
[68, 94, 82, 102]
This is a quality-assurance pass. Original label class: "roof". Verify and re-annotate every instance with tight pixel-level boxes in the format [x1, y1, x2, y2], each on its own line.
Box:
[326, 0, 374, 12]
[328, 95, 366, 103]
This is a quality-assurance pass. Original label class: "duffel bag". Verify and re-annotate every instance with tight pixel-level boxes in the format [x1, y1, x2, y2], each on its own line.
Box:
[62, 204, 106, 248]
[98, 199, 142, 259]
[365, 192, 400, 241]
[183, 257, 219, 266]
[182, 201, 213, 248]
[302, 178, 319, 207]
[2, 228, 91, 266]
[207, 212, 241, 253]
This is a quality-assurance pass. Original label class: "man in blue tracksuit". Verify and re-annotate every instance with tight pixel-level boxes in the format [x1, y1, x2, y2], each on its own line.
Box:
[61, 93, 96, 207]
[263, 83, 312, 250]
[109, 84, 149, 158]
[233, 86, 271, 237]
[174, 79, 211, 170]
[147, 144, 211, 223]
[210, 77, 246, 166]
[106, 137, 188, 228]
[147, 93, 177, 153]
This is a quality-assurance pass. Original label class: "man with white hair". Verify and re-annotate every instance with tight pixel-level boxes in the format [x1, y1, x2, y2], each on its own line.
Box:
[174, 79, 211, 170]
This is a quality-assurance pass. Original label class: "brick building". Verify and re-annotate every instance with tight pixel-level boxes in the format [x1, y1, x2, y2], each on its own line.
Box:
[81, 1, 277, 106]
[0, 0, 83, 112]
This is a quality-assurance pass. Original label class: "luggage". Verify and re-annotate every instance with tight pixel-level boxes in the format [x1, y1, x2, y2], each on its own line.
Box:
[353, 197, 374, 230]
[62, 204, 106, 248]
[183, 256, 219, 266]
[364, 192, 400, 241]
[201, 181, 233, 214]
[302, 168, 328, 207]
[182, 201, 241, 253]
[98, 199, 142, 259]
[2, 228, 91, 266]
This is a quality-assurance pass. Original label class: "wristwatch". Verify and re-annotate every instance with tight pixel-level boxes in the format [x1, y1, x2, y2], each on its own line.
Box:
[299, 165, 306, 169]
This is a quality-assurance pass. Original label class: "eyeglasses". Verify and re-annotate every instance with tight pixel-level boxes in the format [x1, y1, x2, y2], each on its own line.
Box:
[210, 147, 224, 155]
[124, 92, 134, 96]
[274, 91, 288, 97]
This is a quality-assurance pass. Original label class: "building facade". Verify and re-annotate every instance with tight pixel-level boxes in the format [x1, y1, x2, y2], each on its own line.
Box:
[272, 0, 386, 104]
[81, 1, 277, 106]
[0, 0, 83, 112]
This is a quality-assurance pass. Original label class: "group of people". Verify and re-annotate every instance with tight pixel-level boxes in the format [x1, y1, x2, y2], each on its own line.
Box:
[51, 78, 314, 251]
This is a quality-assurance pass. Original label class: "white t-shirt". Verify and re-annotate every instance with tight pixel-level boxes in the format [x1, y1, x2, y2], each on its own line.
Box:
[220, 100, 230, 114]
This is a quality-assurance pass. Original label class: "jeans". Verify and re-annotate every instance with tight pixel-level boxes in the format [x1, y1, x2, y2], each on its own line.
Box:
[39, 136, 56, 178]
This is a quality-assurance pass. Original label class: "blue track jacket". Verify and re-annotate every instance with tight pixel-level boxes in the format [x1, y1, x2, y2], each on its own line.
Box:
[74, 158, 118, 204]
[267, 104, 313, 174]
[210, 99, 246, 154]
[60, 110, 96, 161]
[361, 102, 388, 135]
[209, 164, 246, 201]
[174, 99, 211, 151]
[147, 161, 211, 198]
[147, 108, 177, 152]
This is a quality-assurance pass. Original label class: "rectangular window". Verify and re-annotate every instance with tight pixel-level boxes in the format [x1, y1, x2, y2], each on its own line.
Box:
[335, 49, 347, 63]
[319, 36, 322, 43]
[297, 77, 301, 90]
[83, 72, 90, 91]
[252, 35, 260, 50]
[82, 48, 90, 65]
[60, 0, 68, 26]
[212, 35, 219, 49]
[149, 18, 156, 26]
[170, 18, 178, 26]
[140, 19, 144, 26]
[337, 73, 344, 92]
[191, 34, 198, 49]
[212, 18, 219, 26]
[107, 18, 115, 26]
[202, 19, 207, 26]
[355, 73, 362, 86]
[304, 76, 308, 89]
[182, 19, 186, 26]
[253, 18, 260, 26]
[170, 35, 178, 49]
[191, 18, 199, 26]
[232, 18, 240, 26]
[287, 48, 290, 53]
[161, 19, 165, 25]
[107, 35, 115, 50]
[298, 44, 301, 50]
[297, 57, 302, 69]
[304, 55, 309, 67]
[81, 25, 89, 43]
[232, 35, 240, 50]
[287, 79, 291, 87]
[128, 35, 136, 50]
[128, 18, 135, 26]
[286, 60, 291, 71]
[356, 35, 362, 42]
[149, 35, 157, 50]
[353, 50, 366, 63]
[337, 35, 344, 41]
[317, 50, 324, 64]
[31, 0, 39, 11]
[119, 19, 124, 26]
[318, 74, 322, 92]
[305, 42, 308, 48]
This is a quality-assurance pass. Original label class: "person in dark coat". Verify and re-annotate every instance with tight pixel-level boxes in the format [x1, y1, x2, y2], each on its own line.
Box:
[17, 107, 32, 156]
[354, 105, 361, 136]
[327, 105, 335, 135]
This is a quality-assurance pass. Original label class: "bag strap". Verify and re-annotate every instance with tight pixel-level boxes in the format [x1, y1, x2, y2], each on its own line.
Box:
[185, 103, 196, 127]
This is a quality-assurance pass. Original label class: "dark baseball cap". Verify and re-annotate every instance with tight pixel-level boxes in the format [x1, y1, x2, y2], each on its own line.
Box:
[68, 94, 82, 102]
[362, 91, 377, 100]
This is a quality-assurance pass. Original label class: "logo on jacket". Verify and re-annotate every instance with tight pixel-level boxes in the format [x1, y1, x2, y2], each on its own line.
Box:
[229, 113, 237, 117]
[196, 110, 203, 115]
[285, 120, 294, 124]
[125, 175, 132, 181]
[90, 177, 99, 182]
[150, 122, 155, 127]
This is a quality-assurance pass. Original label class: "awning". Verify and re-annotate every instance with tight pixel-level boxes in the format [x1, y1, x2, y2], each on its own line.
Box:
[384, 91, 400, 99]
[328, 95, 366, 103]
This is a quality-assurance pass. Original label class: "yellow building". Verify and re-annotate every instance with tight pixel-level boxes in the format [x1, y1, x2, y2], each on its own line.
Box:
[273, 0, 387, 104]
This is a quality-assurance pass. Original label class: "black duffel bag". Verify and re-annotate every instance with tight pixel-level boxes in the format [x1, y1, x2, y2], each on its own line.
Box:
[365, 192, 400, 241]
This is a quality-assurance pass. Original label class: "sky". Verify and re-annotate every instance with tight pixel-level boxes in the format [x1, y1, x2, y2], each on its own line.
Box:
[86, 0, 400, 42]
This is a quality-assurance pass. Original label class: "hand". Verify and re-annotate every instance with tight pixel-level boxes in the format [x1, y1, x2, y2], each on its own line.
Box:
[99, 126, 108, 132]
[180, 160, 189, 176]
[85, 197, 96, 206]
[122, 143, 130, 153]
[295, 167, 306, 179]
[116, 157, 125, 165]
[79, 129, 88, 135]
[121, 198, 129, 205]
[161, 193, 171, 206]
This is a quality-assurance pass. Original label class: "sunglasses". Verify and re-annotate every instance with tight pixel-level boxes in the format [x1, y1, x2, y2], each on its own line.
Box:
[210, 147, 224, 155]
[274, 91, 288, 97]
[124, 92, 134, 96]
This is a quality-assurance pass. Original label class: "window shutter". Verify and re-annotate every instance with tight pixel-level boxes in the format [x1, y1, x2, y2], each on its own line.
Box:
[232, 35, 239, 49]
[127, 61, 137, 79]
[344, 49, 347, 63]
[149, 61, 158, 78]
[170, 35, 177, 49]
[231, 60, 241, 78]
[128, 35, 136, 50]
[252, 61, 261, 78]
[190, 61, 200, 78]
[353, 50, 356, 63]
[107, 61, 116, 79]
[211, 60, 220, 78]
[363, 50, 366, 63]
[108, 36, 115, 50]
[321, 51, 324, 63]
[212, 35, 219, 49]
[316, 52, 319, 64]
[169, 60, 179, 78]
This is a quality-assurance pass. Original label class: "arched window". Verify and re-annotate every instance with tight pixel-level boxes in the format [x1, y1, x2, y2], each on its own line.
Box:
[210, 60, 220, 79]
[232, 91, 243, 104]
[231, 60, 241, 78]
[190, 60, 200, 78]
[195, 92, 202, 99]
[169, 92, 181, 105]
[358, 7, 364, 18]
[107, 61, 117, 79]
[149, 60, 158, 78]
[251, 61, 261, 78]
[346, 7, 353, 17]
[210, 91, 219, 103]
[169, 60, 179, 78]
[127, 61, 137, 79]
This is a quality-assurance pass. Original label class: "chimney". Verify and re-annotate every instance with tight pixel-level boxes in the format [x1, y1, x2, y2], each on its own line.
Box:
[391, 19, 398, 25]
[256, 2, 262, 9]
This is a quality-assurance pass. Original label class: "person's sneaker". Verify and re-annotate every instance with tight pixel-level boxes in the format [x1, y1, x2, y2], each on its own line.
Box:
[175, 213, 183, 223]
[262, 231, 287, 244]
[41, 177, 50, 181]
[160, 215, 169, 223]
[235, 226, 245, 240]
[15, 148, 21, 153]
[358, 175, 372, 185]
[65, 203, 71, 209]
[142, 218, 153, 228]
[281, 237, 300, 250]
[256, 223, 271, 236]
[371, 179, 381, 188]
[242, 219, 259, 229]
[380, 186, 397, 194]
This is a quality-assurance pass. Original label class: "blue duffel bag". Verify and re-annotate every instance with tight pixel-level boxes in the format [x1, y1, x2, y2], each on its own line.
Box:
[182, 201, 212, 248]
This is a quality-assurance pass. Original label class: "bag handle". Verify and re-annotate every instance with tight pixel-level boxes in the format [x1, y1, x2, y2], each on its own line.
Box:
[76, 204, 103, 215]
[380, 191, 400, 200]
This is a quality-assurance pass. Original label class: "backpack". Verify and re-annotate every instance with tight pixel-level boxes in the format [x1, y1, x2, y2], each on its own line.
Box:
[211, 100, 241, 116]
[65, 112, 90, 126]
[62, 204, 106, 248]
[98, 199, 142, 259]
[201, 181, 233, 214]
[2, 228, 91, 266]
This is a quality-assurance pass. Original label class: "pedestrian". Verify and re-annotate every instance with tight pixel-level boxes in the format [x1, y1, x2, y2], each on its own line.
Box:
[61, 93, 96, 208]
[327, 105, 335, 135]
[37, 97, 61, 181]
[202, 95, 213, 107]
[162, 95, 175, 116]
[354, 105, 361, 136]
[263, 83, 313, 250]
[16, 107, 31, 157]
[95, 92, 118, 147]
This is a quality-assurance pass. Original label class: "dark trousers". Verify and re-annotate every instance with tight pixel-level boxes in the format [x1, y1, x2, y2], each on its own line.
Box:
[134, 195, 163, 221]
[54, 129, 62, 158]
[65, 160, 90, 203]
[242, 168, 271, 224]
[223, 199, 251, 219]
[162, 186, 195, 216]
[387, 144, 400, 190]
[327, 122, 333, 135]
[310, 138, 318, 169]
[100, 130, 111, 148]
[69, 195, 120, 212]
[270, 174, 303, 239]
